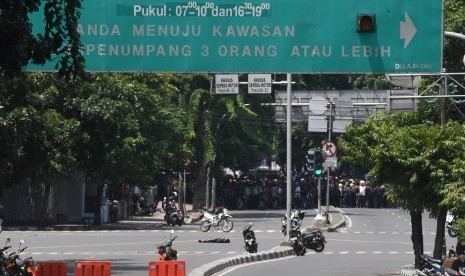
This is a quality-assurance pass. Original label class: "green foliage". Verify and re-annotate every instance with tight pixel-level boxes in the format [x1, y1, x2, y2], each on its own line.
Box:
[444, 0, 465, 72]
[52, 73, 187, 185]
[350, 75, 391, 90]
[186, 82, 276, 174]
[0, 0, 84, 78]
[0, 74, 80, 190]
[0, 72, 188, 193]
[338, 112, 464, 214]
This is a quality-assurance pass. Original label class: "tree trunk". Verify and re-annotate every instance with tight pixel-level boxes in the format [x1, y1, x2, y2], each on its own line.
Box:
[433, 207, 447, 259]
[211, 177, 217, 210]
[191, 98, 209, 211]
[39, 182, 52, 225]
[94, 182, 103, 225]
[411, 210, 424, 268]
[193, 161, 207, 210]
[90, 173, 104, 226]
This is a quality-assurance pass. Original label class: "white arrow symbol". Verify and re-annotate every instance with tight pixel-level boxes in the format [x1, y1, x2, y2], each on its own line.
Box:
[400, 12, 417, 48]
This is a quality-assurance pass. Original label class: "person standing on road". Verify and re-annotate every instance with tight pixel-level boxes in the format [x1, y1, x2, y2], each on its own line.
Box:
[158, 184, 166, 211]
[271, 183, 278, 207]
[294, 184, 301, 208]
[153, 184, 159, 212]
[358, 180, 366, 208]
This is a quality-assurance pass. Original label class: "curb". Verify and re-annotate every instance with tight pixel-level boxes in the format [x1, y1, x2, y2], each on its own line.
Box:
[327, 207, 347, 232]
[2, 211, 203, 231]
[2, 224, 167, 231]
[303, 207, 347, 233]
[188, 246, 294, 276]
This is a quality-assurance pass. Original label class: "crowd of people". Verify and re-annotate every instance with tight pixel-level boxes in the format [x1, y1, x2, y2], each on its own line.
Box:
[216, 172, 391, 210]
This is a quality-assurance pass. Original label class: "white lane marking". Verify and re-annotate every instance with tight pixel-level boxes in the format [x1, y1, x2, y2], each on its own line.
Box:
[26, 250, 417, 256]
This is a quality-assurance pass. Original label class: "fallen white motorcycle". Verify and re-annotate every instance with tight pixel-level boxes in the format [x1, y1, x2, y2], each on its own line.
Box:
[200, 207, 234, 232]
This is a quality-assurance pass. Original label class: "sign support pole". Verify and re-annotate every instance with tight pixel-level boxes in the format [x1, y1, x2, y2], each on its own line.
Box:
[317, 177, 322, 214]
[286, 73, 292, 241]
[325, 101, 333, 224]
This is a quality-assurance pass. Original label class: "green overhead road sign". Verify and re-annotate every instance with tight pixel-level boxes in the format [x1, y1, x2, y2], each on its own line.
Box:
[28, 0, 443, 73]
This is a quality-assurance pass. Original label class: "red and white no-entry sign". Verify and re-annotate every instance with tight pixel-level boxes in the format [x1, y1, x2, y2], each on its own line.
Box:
[322, 141, 337, 157]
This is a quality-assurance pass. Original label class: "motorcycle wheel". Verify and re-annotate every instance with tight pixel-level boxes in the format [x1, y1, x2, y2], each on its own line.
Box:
[221, 218, 234, 232]
[313, 240, 325, 252]
[448, 227, 459, 238]
[299, 246, 306, 256]
[200, 221, 211, 232]
[293, 243, 301, 256]
[169, 214, 179, 226]
[170, 251, 178, 261]
[251, 243, 258, 253]
[177, 218, 183, 226]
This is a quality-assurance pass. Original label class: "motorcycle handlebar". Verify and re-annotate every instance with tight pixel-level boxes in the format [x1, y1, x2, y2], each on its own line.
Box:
[8, 248, 24, 258]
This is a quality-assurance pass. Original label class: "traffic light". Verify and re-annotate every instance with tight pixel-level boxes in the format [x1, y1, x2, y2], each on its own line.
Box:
[357, 14, 376, 33]
[314, 150, 325, 176]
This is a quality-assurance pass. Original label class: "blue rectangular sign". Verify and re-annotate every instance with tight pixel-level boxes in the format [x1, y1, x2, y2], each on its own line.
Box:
[28, 0, 443, 73]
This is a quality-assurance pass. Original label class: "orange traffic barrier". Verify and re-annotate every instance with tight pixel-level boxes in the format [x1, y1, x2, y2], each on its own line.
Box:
[74, 261, 111, 276]
[148, 261, 186, 276]
[37, 261, 67, 276]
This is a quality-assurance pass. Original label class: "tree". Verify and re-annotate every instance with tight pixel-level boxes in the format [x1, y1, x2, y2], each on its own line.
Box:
[0, 73, 81, 223]
[186, 82, 276, 210]
[27, 73, 187, 223]
[443, 0, 465, 72]
[437, 122, 465, 251]
[338, 113, 464, 266]
[0, 0, 84, 78]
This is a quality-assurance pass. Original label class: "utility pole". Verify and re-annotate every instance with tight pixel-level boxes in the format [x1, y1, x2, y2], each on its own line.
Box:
[325, 101, 334, 224]
[285, 73, 293, 241]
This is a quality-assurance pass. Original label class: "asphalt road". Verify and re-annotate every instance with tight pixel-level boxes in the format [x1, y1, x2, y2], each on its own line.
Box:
[0, 208, 452, 276]
[212, 208, 455, 276]
[0, 210, 291, 276]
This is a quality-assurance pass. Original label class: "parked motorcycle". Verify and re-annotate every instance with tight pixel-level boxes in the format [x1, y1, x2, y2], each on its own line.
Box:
[0, 237, 11, 266]
[242, 224, 257, 253]
[280, 209, 305, 236]
[200, 207, 233, 232]
[289, 228, 306, 256]
[164, 197, 183, 226]
[302, 229, 326, 252]
[415, 254, 443, 276]
[3, 239, 39, 275]
[156, 230, 178, 261]
[280, 210, 306, 256]
[443, 267, 465, 276]
[134, 197, 156, 217]
[447, 212, 459, 238]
